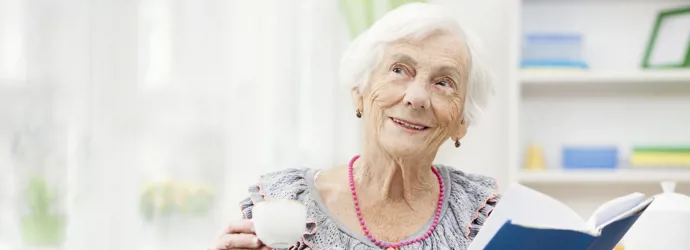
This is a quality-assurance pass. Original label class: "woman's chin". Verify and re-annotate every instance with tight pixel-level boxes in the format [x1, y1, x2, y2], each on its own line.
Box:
[380, 140, 430, 156]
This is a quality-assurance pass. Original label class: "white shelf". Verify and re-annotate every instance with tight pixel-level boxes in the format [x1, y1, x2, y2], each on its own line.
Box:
[520, 70, 690, 85]
[517, 169, 690, 184]
[519, 70, 690, 96]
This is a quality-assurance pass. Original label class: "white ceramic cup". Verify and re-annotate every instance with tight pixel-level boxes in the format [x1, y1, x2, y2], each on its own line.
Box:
[252, 200, 307, 248]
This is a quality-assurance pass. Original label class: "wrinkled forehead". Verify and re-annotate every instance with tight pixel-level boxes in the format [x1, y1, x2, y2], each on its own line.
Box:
[382, 32, 471, 73]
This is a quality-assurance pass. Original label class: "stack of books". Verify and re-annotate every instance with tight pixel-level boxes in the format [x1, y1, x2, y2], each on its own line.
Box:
[629, 146, 690, 168]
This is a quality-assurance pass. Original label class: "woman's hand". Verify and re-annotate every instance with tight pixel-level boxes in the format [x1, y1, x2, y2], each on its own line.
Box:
[210, 219, 272, 250]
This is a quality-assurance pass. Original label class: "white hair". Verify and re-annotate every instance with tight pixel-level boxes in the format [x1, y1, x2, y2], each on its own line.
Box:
[338, 2, 494, 125]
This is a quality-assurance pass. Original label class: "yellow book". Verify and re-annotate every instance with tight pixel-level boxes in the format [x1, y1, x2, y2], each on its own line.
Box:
[630, 152, 690, 166]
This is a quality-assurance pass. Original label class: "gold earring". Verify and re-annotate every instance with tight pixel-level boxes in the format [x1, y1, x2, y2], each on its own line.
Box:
[356, 109, 362, 118]
[455, 140, 461, 148]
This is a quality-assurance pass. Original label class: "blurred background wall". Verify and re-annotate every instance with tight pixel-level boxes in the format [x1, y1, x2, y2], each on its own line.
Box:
[1, 0, 689, 249]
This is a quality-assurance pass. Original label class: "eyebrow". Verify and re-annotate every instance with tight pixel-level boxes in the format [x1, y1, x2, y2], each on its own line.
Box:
[391, 54, 418, 67]
[436, 65, 465, 78]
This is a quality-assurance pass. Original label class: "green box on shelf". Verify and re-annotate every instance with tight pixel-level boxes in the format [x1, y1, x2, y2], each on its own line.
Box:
[633, 146, 690, 153]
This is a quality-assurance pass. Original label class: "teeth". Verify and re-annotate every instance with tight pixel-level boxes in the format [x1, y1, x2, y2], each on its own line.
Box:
[393, 118, 426, 130]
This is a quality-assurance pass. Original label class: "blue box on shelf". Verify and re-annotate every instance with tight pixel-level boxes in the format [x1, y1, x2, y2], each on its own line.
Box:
[562, 146, 618, 169]
[521, 33, 589, 69]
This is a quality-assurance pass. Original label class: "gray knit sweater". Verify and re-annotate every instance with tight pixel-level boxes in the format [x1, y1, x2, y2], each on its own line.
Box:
[239, 165, 499, 250]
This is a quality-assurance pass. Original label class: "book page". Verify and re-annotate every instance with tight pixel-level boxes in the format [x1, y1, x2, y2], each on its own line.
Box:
[594, 196, 652, 230]
[468, 183, 588, 250]
[586, 192, 645, 230]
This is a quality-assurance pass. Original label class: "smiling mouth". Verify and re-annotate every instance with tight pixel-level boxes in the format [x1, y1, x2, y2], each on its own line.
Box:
[390, 117, 430, 131]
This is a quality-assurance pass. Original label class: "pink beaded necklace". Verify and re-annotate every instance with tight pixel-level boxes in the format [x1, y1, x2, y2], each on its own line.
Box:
[348, 155, 445, 250]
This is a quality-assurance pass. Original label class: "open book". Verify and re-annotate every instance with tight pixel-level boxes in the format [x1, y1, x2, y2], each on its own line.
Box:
[468, 183, 653, 250]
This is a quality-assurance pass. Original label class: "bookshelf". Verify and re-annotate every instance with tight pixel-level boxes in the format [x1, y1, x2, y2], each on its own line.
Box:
[508, 0, 690, 217]
[520, 70, 690, 85]
[517, 169, 690, 184]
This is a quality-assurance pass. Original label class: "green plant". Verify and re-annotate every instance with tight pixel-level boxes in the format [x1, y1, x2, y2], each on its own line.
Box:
[21, 177, 64, 246]
[139, 179, 216, 222]
[340, 0, 427, 38]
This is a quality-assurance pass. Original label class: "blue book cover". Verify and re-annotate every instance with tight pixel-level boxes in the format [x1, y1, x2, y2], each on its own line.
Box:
[468, 184, 653, 250]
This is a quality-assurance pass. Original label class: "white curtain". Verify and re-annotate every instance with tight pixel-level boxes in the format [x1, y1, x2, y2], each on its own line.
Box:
[0, 0, 359, 249]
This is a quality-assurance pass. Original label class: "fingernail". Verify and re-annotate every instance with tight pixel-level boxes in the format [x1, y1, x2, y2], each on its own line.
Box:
[253, 237, 260, 245]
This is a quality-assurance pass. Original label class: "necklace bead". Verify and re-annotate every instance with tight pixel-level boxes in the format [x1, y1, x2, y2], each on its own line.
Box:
[348, 155, 444, 249]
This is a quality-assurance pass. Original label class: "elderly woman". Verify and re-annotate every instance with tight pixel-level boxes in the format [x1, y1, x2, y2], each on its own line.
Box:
[214, 2, 498, 250]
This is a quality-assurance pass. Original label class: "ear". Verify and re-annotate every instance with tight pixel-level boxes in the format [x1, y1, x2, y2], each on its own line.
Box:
[451, 118, 468, 142]
[350, 85, 364, 113]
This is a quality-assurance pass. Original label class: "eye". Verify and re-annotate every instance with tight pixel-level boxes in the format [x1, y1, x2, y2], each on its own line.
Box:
[436, 80, 450, 87]
[392, 66, 407, 75]
[436, 78, 454, 88]
[390, 63, 412, 76]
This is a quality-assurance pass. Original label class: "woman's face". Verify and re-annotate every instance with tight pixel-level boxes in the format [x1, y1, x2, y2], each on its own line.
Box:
[354, 31, 470, 156]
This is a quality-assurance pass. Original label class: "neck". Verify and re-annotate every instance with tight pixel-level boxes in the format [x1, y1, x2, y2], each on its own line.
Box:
[352, 146, 439, 203]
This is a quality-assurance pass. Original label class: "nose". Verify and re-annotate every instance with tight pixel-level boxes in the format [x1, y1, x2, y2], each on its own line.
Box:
[403, 81, 430, 110]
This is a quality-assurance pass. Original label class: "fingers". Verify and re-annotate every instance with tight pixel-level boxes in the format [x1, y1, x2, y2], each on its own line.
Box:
[210, 220, 272, 250]
[225, 219, 256, 234]
[214, 233, 262, 249]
